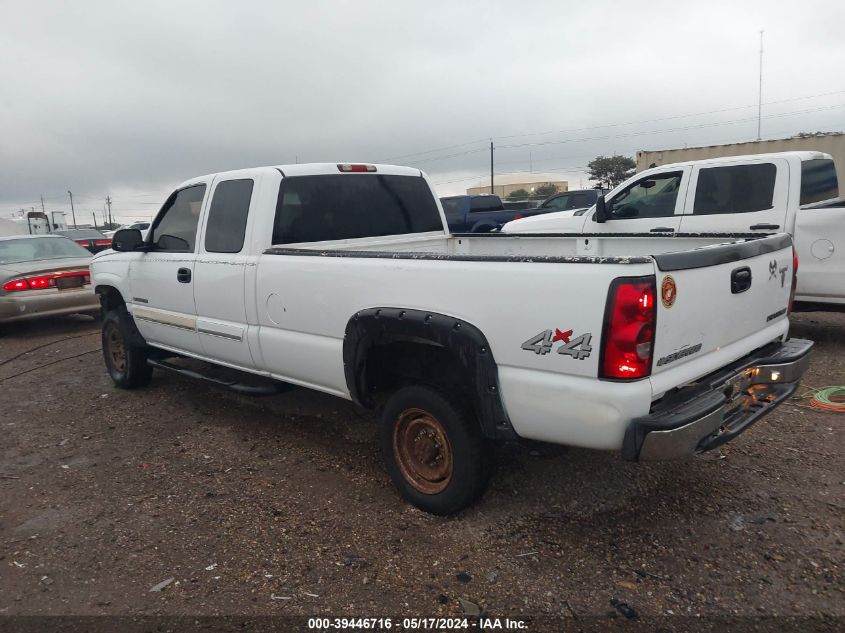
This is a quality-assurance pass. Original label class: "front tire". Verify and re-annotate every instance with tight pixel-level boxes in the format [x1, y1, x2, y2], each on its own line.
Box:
[380, 385, 492, 515]
[102, 308, 153, 389]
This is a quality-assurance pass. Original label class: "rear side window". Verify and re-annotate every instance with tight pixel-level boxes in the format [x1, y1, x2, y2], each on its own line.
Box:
[205, 179, 254, 253]
[440, 197, 466, 215]
[272, 174, 442, 244]
[800, 159, 839, 205]
[693, 163, 776, 215]
[150, 184, 207, 252]
[469, 196, 503, 212]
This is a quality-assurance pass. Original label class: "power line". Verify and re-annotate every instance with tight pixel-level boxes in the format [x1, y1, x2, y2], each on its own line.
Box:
[386, 88, 845, 164]
[495, 103, 845, 151]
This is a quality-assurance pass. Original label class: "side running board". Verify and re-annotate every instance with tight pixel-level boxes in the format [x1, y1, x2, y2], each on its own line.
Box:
[147, 357, 286, 396]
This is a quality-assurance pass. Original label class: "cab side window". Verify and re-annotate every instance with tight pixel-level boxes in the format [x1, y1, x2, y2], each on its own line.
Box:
[204, 179, 254, 253]
[150, 185, 207, 252]
[608, 172, 682, 219]
[693, 163, 776, 215]
[546, 194, 570, 210]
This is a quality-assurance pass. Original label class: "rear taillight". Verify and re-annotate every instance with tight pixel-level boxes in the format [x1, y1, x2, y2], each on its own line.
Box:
[337, 163, 377, 173]
[788, 247, 798, 314]
[511, 214, 524, 221]
[75, 239, 91, 247]
[2, 271, 90, 292]
[600, 276, 656, 380]
[3, 279, 30, 292]
[94, 239, 112, 246]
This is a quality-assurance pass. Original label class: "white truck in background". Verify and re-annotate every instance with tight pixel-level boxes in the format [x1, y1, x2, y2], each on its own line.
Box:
[91, 162, 811, 515]
[503, 151, 845, 310]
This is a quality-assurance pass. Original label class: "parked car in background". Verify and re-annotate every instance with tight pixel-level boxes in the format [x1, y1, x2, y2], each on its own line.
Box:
[503, 151, 845, 310]
[536, 189, 608, 216]
[103, 221, 151, 238]
[55, 228, 114, 253]
[439, 194, 549, 232]
[92, 162, 810, 515]
[0, 235, 99, 325]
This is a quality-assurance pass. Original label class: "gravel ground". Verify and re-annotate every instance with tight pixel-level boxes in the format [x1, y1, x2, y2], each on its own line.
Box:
[0, 312, 843, 628]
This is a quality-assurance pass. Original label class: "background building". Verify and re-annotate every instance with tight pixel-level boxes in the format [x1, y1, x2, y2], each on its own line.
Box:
[466, 173, 568, 198]
[637, 132, 845, 184]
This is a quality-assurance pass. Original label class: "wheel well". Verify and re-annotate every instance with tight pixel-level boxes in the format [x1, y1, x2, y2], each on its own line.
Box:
[366, 340, 473, 403]
[95, 285, 126, 313]
[343, 308, 515, 440]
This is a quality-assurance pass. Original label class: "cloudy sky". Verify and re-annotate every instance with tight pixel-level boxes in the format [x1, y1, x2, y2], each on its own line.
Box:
[1, 0, 844, 223]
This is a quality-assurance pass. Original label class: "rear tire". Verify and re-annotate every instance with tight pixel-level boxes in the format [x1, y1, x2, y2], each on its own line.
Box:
[380, 385, 492, 515]
[102, 307, 153, 389]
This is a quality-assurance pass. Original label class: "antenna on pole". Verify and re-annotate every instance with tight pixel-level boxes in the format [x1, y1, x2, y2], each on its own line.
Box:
[757, 29, 764, 141]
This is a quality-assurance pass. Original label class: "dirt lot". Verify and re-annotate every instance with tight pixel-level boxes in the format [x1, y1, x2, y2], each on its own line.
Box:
[0, 312, 843, 629]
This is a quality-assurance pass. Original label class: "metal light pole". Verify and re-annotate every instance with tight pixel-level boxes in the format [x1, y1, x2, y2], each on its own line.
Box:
[490, 141, 494, 194]
[757, 30, 764, 141]
[67, 190, 77, 229]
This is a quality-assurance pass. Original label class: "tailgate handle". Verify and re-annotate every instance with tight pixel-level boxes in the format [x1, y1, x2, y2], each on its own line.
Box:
[731, 266, 752, 294]
[650, 226, 675, 232]
[750, 223, 780, 230]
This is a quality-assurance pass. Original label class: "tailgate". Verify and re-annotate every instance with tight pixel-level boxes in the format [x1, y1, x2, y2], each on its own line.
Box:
[650, 235, 793, 388]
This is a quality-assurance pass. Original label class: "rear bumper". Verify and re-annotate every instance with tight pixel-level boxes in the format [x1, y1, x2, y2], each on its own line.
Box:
[0, 288, 100, 323]
[622, 338, 813, 461]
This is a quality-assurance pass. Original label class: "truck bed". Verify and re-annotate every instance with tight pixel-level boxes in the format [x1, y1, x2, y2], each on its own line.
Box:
[260, 232, 793, 449]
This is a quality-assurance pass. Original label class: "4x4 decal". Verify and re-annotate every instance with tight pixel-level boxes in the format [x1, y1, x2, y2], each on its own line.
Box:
[521, 328, 593, 360]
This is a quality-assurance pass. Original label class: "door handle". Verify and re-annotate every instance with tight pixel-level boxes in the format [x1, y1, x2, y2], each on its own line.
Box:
[177, 268, 192, 283]
[750, 223, 780, 230]
[650, 226, 675, 232]
[731, 266, 752, 294]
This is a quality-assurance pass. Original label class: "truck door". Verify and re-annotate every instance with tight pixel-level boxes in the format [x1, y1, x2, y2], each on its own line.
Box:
[583, 168, 689, 235]
[128, 183, 207, 354]
[678, 158, 788, 234]
[193, 175, 259, 369]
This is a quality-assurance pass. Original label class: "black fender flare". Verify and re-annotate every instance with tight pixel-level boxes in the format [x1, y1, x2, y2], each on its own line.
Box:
[343, 308, 516, 440]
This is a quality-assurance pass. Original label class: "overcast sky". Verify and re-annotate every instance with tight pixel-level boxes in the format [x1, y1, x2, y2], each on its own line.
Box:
[1, 0, 844, 223]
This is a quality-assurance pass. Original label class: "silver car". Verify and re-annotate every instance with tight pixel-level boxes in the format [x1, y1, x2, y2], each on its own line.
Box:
[0, 235, 100, 324]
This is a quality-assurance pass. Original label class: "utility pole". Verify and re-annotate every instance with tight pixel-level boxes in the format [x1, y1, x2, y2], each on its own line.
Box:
[93, 212, 98, 230]
[490, 141, 494, 194]
[757, 30, 764, 141]
[106, 195, 113, 227]
[40, 195, 46, 214]
[67, 190, 77, 229]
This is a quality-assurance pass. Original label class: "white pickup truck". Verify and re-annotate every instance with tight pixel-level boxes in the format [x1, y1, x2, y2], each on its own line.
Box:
[503, 151, 845, 310]
[91, 162, 812, 514]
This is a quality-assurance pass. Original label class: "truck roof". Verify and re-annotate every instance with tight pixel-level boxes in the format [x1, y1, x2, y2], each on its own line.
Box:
[652, 150, 833, 172]
[178, 163, 424, 189]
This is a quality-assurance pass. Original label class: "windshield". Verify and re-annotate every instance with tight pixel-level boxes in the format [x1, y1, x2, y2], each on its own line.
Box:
[0, 237, 91, 265]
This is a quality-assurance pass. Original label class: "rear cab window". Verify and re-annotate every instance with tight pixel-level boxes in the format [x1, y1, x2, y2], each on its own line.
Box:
[272, 174, 443, 245]
[469, 196, 504, 212]
[800, 159, 839, 205]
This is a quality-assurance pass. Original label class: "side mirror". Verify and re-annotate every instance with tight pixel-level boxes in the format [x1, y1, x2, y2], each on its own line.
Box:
[112, 228, 144, 252]
[593, 195, 608, 223]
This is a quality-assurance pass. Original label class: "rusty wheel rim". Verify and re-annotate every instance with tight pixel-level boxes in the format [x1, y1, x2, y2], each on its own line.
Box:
[106, 325, 127, 374]
[392, 407, 453, 495]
